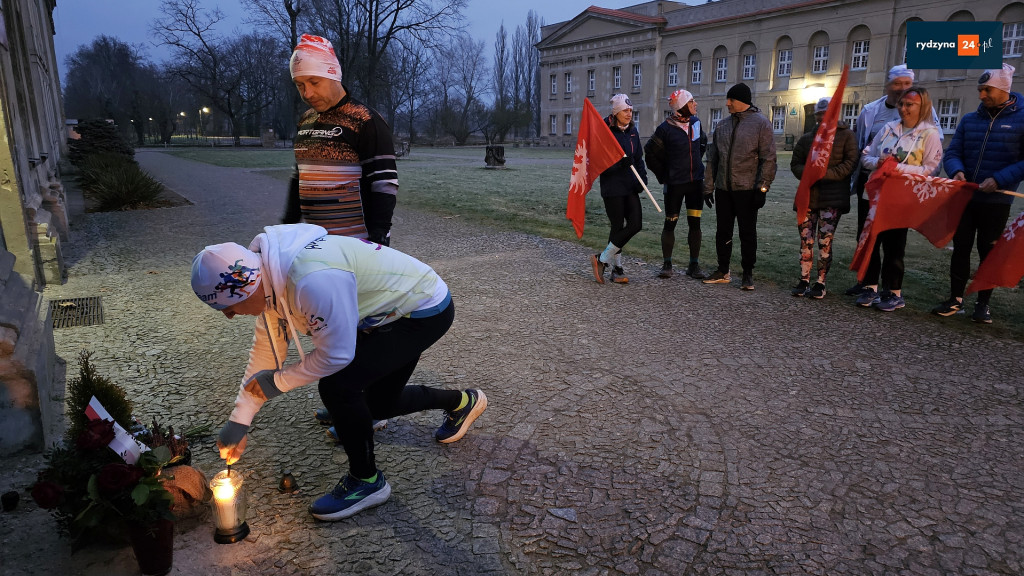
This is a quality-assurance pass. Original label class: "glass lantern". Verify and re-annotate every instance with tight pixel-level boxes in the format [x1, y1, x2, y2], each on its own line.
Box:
[209, 469, 250, 544]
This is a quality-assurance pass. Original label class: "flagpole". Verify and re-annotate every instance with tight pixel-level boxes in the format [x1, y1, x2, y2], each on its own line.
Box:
[998, 189, 1024, 198]
[629, 164, 662, 212]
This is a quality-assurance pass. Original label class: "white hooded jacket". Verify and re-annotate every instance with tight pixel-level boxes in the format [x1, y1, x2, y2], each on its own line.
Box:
[227, 224, 448, 426]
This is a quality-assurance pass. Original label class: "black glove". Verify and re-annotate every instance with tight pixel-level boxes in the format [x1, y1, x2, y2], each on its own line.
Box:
[756, 187, 768, 209]
[704, 193, 714, 208]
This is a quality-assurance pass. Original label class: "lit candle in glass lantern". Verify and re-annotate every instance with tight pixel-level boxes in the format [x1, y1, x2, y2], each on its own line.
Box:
[209, 469, 250, 544]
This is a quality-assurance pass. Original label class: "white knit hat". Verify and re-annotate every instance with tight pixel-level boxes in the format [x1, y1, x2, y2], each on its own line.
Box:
[887, 65, 915, 83]
[191, 243, 262, 310]
[814, 97, 831, 113]
[979, 63, 1015, 93]
[669, 89, 694, 111]
[610, 94, 632, 115]
[289, 34, 342, 82]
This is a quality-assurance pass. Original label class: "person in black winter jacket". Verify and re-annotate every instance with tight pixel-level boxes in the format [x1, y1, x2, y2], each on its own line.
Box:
[931, 63, 1024, 324]
[789, 97, 859, 299]
[589, 94, 649, 284]
[645, 89, 709, 279]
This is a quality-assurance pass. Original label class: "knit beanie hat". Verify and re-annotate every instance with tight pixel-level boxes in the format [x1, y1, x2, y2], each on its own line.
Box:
[191, 242, 263, 310]
[289, 34, 342, 82]
[610, 94, 633, 115]
[979, 63, 1015, 93]
[726, 83, 752, 105]
[887, 65, 915, 83]
[669, 89, 694, 112]
[814, 97, 831, 113]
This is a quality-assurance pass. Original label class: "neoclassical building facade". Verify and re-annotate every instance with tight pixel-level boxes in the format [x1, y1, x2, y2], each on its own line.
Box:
[0, 0, 67, 453]
[538, 0, 1023, 148]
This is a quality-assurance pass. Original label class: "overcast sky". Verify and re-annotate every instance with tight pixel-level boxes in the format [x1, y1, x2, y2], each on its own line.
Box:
[52, 0, 603, 79]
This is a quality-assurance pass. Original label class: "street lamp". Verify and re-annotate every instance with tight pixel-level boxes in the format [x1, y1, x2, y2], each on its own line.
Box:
[199, 107, 210, 138]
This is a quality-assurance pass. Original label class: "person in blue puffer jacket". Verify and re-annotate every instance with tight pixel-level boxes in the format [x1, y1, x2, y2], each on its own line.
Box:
[589, 94, 648, 284]
[931, 64, 1024, 324]
[645, 89, 709, 279]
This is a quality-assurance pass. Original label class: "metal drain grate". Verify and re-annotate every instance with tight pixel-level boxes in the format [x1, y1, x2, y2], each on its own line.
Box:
[49, 297, 105, 328]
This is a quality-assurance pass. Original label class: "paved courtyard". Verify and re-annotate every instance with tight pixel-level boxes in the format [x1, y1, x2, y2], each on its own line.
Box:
[2, 149, 1023, 575]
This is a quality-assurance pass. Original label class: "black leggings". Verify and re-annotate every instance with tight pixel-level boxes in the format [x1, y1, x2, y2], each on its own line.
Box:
[318, 301, 460, 479]
[950, 201, 1011, 304]
[714, 188, 760, 274]
[662, 181, 704, 261]
[861, 228, 908, 291]
[603, 193, 643, 250]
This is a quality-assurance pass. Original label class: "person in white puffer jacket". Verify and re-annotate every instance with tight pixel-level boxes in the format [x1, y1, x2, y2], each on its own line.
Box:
[190, 223, 487, 522]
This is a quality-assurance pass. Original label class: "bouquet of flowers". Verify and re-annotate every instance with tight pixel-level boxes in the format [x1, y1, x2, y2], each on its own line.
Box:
[30, 418, 175, 549]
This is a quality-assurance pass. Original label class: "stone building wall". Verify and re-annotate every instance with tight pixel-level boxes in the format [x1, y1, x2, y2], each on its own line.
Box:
[0, 0, 68, 454]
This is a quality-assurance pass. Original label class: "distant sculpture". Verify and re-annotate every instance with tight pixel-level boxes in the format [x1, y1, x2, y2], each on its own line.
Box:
[485, 145, 506, 168]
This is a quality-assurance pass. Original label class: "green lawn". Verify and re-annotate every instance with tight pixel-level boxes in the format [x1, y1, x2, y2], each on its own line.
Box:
[163, 146, 1024, 340]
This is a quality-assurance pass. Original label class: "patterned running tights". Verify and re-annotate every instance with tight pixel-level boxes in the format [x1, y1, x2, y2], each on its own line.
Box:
[798, 208, 841, 283]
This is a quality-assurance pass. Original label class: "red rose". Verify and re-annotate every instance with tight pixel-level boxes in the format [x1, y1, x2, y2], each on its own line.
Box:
[96, 463, 145, 495]
[76, 419, 116, 451]
[31, 481, 64, 509]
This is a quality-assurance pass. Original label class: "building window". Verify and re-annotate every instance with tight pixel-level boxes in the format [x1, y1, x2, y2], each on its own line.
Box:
[771, 105, 786, 133]
[565, 72, 572, 94]
[613, 66, 621, 89]
[565, 114, 572, 135]
[938, 99, 960, 133]
[588, 70, 595, 92]
[777, 50, 792, 77]
[691, 60, 703, 84]
[851, 40, 869, 70]
[668, 63, 678, 86]
[550, 74, 557, 95]
[742, 54, 756, 80]
[710, 108, 722, 131]
[716, 57, 728, 82]
[812, 45, 829, 73]
[549, 115, 557, 135]
[1005, 22, 1024, 57]
[842, 103, 859, 132]
[633, 63, 642, 88]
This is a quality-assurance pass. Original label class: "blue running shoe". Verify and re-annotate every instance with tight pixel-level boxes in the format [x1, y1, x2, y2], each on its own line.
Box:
[855, 288, 880, 307]
[314, 407, 332, 425]
[435, 389, 487, 444]
[875, 292, 905, 312]
[309, 471, 391, 521]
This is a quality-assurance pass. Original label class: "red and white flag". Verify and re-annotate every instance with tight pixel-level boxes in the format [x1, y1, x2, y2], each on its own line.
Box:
[566, 98, 625, 238]
[850, 157, 977, 280]
[795, 66, 849, 226]
[967, 210, 1024, 294]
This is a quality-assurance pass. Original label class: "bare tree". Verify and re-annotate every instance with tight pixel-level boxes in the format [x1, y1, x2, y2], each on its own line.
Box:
[381, 36, 430, 142]
[242, 0, 304, 134]
[433, 34, 488, 145]
[63, 36, 150, 141]
[488, 23, 516, 144]
[241, 0, 304, 50]
[153, 0, 251, 144]
[303, 0, 467, 110]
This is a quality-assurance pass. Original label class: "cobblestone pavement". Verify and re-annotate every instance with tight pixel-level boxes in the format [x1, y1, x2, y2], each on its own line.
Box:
[2, 149, 1023, 576]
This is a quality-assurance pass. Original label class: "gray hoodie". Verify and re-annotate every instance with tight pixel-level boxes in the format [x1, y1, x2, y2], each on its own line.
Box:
[704, 106, 777, 194]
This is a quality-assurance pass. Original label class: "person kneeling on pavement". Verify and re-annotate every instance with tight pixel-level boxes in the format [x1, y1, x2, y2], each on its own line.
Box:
[191, 223, 487, 521]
